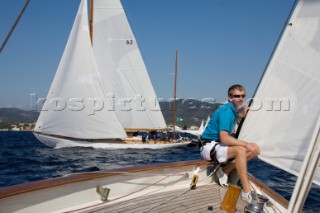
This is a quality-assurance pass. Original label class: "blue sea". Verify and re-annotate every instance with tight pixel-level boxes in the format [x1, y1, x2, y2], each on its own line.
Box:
[0, 131, 319, 212]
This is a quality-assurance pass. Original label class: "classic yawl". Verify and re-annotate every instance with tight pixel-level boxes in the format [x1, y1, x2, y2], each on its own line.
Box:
[0, 0, 319, 212]
[32, 0, 190, 149]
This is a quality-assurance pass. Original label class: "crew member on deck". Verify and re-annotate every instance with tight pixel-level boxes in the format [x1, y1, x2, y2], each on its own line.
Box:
[199, 84, 260, 203]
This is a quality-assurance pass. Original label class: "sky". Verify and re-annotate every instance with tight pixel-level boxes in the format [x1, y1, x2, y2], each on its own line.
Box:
[0, 0, 295, 109]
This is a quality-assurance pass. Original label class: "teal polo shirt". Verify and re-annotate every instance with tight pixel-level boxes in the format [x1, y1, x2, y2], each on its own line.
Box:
[201, 102, 238, 141]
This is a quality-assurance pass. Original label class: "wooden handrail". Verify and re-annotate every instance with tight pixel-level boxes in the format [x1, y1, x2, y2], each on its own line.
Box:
[248, 174, 289, 209]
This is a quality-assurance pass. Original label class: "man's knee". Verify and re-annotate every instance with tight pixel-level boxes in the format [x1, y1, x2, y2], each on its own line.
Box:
[247, 151, 258, 159]
[236, 146, 247, 157]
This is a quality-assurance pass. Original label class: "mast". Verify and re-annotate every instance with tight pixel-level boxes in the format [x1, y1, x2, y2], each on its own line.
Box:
[0, 0, 30, 53]
[173, 49, 178, 139]
[89, 0, 94, 44]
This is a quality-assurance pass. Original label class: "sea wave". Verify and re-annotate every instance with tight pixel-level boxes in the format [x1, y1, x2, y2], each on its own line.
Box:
[0, 131, 319, 212]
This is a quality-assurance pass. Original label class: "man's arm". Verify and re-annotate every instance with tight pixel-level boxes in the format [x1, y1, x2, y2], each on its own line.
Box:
[220, 131, 260, 155]
[220, 130, 247, 146]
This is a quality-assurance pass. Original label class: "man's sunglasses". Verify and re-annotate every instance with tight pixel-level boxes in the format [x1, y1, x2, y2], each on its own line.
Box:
[233, 94, 246, 98]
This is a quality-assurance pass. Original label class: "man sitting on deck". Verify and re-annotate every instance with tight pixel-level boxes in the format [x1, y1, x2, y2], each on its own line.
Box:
[199, 84, 260, 203]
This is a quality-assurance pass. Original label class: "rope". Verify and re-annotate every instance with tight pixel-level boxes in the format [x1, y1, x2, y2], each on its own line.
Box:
[64, 167, 209, 213]
[141, 170, 216, 213]
[64, 176, 170, 213]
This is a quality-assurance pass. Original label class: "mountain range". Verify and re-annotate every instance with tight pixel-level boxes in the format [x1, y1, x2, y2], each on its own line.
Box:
[159, 99, 220, 127]
[0, 99, 221, 128]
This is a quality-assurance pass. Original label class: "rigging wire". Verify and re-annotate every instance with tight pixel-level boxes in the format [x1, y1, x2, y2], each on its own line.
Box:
[0, 0, 30, 53]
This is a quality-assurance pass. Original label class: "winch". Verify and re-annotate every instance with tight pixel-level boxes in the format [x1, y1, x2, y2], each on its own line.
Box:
[244, 192, 269, 213]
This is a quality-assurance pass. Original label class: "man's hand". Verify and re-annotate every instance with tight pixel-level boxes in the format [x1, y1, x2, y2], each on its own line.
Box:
[238, 106, 249, 119]
[246, 142, 260, 155]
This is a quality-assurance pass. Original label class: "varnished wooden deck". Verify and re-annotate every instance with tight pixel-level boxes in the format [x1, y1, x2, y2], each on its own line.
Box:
[83, 184, 248, 213]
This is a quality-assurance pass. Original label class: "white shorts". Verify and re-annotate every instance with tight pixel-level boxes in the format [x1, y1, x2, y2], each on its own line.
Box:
[200, 141, 228, 163]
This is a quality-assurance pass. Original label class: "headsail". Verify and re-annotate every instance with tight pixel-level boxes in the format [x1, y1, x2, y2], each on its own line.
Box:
[35, 0, 126, 139]
[239, 0, 320, 186]
[204, 115, 210, 129]
[199, 119, 205, 132]
[92, 0, 166, 130]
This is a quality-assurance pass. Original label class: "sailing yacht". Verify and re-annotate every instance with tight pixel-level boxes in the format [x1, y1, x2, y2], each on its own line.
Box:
[33, 0, 190, 149]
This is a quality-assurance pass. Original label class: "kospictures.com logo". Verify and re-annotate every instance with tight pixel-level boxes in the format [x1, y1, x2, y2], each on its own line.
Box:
[29, 93, 290, 115]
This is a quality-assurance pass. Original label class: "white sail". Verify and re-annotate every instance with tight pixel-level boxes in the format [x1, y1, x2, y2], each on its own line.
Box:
[199, 119, 204, 132]
[239, 0, 320, 186]
[34, 0, 126, 139]
[288, 114, 320, 212]
[92, 0, 166, 130]
[204, 115, 210, 129]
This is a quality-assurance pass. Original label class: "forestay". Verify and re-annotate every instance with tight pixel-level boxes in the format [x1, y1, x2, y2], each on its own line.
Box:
[35, 0, 126, 139]
[239, 0, 320, 186]
[92, 0, 166, 129]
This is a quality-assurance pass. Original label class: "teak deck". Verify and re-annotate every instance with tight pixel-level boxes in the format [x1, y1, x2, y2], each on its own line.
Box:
[82, 184, 248, 213]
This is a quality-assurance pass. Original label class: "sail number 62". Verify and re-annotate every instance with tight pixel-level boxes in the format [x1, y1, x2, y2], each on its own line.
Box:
[126, 40, 134, 45]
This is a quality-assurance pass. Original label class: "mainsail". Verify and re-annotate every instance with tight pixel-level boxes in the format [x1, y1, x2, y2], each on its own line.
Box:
[239, 0, 320, 186]
[92, 0, 166, 130]
[34, 0, 126, 139]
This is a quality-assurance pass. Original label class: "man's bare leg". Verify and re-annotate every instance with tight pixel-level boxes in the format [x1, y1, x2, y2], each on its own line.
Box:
[225, 146, 252, 192]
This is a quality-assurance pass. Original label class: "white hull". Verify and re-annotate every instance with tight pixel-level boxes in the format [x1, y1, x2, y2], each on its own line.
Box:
[0, 160, 287, 213]
[34, 133, 191, 149]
